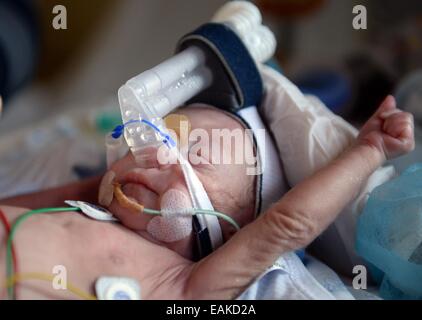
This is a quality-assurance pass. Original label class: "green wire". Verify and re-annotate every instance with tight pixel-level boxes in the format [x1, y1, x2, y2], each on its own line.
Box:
[142, 208, 162, 215]
[194, 209, 240, 231]
[5, 205, 239, 299]
[143, 208, 240, 230]
[6, 207, 80, 300]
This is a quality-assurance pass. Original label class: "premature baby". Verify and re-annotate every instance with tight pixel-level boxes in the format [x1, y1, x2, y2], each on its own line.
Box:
[0, 92, 414, 299]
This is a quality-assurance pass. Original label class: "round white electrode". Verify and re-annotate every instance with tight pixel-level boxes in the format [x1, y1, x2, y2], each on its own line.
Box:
[95, 277, 141, 300]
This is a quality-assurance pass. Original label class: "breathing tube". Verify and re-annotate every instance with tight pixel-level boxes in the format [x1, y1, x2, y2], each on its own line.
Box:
[106, 1, 276, 258]
[114, 1, 275, 165]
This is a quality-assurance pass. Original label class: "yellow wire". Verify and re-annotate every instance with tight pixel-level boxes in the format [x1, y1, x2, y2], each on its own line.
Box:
[3, 272, 97, 300]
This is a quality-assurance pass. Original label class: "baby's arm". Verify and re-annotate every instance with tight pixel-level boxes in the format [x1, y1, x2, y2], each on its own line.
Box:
[270, 95, 414, 247]
[185, 96, 414, 299]
[259, 66, 400, 273]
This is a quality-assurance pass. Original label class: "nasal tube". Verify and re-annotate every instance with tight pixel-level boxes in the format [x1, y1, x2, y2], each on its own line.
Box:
[118, 46, 210, 121]
[117, 1, 276, 163]
[118, 48, 212, 163]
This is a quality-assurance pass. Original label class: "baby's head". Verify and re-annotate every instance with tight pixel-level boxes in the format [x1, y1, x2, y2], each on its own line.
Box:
[100, 105, 258, 242]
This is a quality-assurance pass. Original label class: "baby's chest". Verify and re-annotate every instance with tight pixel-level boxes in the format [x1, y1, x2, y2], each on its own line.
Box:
[15, 214, 192, 299]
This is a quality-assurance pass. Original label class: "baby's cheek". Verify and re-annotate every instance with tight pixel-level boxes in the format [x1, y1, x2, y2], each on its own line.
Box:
[108, 152, 138, 178]
[108, 199, 153, 231]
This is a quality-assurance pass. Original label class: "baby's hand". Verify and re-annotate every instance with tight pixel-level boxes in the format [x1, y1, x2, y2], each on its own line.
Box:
[357, 95, 415, 160]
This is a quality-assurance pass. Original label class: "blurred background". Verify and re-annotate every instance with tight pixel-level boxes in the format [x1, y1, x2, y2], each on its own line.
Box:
[0, 0, 421, 197]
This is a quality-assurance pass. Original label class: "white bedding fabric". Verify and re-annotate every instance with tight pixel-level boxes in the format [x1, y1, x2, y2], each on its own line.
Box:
[0, 105, 107, 198]
[237, 65, 396, 300]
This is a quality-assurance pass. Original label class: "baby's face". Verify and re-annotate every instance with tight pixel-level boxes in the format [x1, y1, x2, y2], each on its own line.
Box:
[104, 105, 256, 239]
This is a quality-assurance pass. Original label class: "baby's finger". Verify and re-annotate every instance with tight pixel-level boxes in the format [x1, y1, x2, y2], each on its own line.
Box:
[383, 112, 414, 138]
[384, 132, 415, 158]
[375, 95, 397, 117]
[380, 108, 402, 120]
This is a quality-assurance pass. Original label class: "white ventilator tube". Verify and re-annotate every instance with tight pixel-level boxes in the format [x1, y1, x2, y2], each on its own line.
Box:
[119, 46, 209, 121]
[111, 1, 277, 251]
[116, 1, 277, 163]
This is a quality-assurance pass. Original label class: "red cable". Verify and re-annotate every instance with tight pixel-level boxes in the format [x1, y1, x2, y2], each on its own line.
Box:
[0, 208, 19, 288]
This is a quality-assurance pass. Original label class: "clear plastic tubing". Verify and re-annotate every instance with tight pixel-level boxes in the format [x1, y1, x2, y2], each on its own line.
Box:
[140, 65, 212, 118]
[105, 133, 126, 169]
[116, 0, 278, 167]
[118, 1, 277, 125]
[118, 46, 210, 121]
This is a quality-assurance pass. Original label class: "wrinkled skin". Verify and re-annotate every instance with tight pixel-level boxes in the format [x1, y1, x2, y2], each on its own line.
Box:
[0, 97, 415, 299]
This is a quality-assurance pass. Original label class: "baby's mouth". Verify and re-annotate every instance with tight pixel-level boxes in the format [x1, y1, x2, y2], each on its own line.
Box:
[98, 170, 158, 214]
[98, 171, 141, 212]
[113, 183, 144, 213]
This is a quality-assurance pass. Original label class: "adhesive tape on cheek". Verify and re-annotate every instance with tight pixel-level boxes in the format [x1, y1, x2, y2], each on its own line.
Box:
[164, 114, 191, 148]
[98, 171, 116, 207]
[147, 189, 193, 243]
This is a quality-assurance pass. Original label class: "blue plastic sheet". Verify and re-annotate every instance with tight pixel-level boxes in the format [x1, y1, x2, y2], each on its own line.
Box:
[356, 163, 422, 300]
